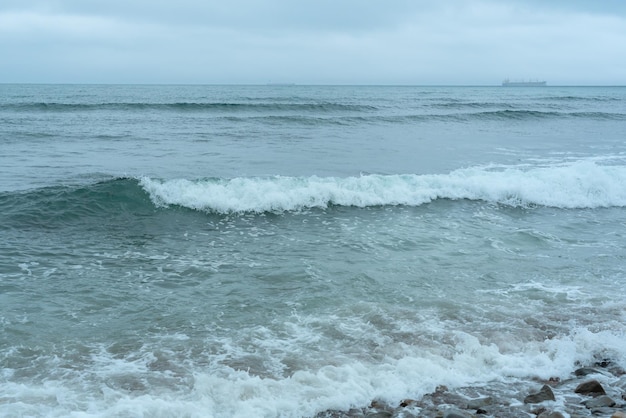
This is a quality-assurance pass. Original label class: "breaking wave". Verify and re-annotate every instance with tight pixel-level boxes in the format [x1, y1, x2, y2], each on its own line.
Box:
[2, 160, 625, 225]
[140, 160, 626, 213]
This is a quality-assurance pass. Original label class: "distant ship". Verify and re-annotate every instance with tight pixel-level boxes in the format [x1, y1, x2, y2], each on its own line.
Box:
[502, 79, 547, 87]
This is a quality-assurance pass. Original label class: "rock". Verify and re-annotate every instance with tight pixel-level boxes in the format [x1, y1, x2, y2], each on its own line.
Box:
[467, 396, 493, 410]
[537, 412, 566, 418]
[391, 409, 421, 418]
[611, 412, 626, 418]
[574, 379, 606, 396]
[591, 407, 618, 416]
[500, 405, 539, 417]
[315, 410, 361, 418]
[582, 395, 615, 409]
[442, 408, 472, 418]
[399, 399, 416, 407]
[390, 410, 419, 418]
[423, 388, 472, 409]
[364, 412, 392, 418]
[365, 401, 393, 418]
[532, 406, 547, 416]
[595, 359, 612, 368]
[609, 365, 626, 376]
[574, 367, 600, 377]
[524, 385, 556, 403]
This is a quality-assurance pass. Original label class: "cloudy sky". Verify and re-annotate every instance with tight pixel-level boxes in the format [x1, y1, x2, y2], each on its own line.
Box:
[1, 0, 625, 85]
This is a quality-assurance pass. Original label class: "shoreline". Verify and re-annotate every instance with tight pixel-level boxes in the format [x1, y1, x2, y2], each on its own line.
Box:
[314, 359, 626, 418]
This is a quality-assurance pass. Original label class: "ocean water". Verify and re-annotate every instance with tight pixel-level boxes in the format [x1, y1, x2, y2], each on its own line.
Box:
[1, 84, 625, 417]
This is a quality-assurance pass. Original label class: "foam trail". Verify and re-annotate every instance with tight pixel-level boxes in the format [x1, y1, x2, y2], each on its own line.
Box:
[139, 160, 626, 213]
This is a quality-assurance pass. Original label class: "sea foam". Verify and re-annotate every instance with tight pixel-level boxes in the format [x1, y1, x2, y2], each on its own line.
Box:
[2, 325, 624, 418]
[139, 160, 626, 214]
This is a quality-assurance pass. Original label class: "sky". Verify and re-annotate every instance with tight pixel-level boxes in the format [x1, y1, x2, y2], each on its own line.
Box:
[1, 0, 626, 85]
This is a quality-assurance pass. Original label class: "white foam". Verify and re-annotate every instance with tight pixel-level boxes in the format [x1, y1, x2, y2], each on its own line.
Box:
[479, 280, 587, 301]
[2, 324, 625, 418]
[139, 160, 626, 213]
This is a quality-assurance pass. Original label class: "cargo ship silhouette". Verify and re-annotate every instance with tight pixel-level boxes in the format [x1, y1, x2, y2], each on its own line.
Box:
[502, 79, 547, 86]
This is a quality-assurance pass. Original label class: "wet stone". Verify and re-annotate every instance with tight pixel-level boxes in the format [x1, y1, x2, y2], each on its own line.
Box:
[467, 396, 493, 410]
[365, 402, 393, 418]
[399, 399, 416, 407]
[582, 395, 616, 409]
[314, 359, 626, 418]
[574, 379, 606, 396]
[441, 408, 472, 418]
[364, 412, 392, 418]
[524, 385, 556, 404]
[574, 367, 600, 377]
[591, 407, 619, 416]
[390, 408, 420, 418]
[537, 412, 566, 418]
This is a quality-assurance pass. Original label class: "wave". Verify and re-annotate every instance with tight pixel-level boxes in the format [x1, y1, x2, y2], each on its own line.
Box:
[428, 101, 518, 110]
[4, 102, 624, 123]
[538, 95, 621, 102]
[454, 110, 626, 121]
[0, 178, 155, 229]
[140, 161, 626, 213]
[0, 102, 377, 113]
[199, 110, 626, 126]
[335, 110, 625, 125]
[2, 161, 624, 224]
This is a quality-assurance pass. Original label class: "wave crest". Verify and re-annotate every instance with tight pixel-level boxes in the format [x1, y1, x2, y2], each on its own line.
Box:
[140, 161, 626, 214]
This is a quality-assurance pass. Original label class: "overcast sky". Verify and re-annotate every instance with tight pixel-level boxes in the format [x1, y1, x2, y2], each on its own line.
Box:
[1, 0, 625, 85]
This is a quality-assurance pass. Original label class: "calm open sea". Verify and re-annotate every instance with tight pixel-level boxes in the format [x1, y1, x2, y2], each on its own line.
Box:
[1, 84, 625, 417]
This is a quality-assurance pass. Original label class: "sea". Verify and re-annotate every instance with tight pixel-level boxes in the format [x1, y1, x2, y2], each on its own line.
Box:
[1, 84, 625, 417]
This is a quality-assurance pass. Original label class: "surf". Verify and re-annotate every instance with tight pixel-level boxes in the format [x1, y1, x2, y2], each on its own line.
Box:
[140, 160, 626, 214]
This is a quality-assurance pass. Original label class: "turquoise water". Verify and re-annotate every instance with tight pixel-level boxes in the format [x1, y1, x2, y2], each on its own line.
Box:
[1, 85, 626, 417]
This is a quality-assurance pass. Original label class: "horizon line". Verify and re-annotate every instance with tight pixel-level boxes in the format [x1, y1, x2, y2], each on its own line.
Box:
[2, 82, 626, 87]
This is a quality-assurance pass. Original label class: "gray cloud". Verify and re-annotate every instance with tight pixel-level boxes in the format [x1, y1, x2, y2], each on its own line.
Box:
[1, 0, 625, 84]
